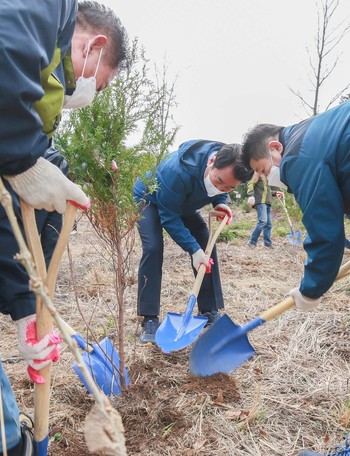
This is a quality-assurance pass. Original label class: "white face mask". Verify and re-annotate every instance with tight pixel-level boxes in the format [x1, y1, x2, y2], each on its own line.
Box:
[204, 171, 226, 197]
[63, 42, 103, 109]
[267, 154, 288, 190]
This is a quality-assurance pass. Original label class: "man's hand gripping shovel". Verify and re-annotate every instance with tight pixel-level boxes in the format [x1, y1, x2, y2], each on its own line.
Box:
[0, 175, 127, 456]
[189, 260, 350, 377]
[155, 210, 228, 353]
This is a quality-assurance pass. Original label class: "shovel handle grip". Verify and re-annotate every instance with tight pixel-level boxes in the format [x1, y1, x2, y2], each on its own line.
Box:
[207, 211, 228, 255]
[210, 210, 228, 218]
[260, 258, 350, 322]
[191, 212, 228, 297]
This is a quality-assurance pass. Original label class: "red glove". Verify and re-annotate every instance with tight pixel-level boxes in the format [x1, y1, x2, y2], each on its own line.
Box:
[214, 204, 232, 225]
[205, 258, 214, 274]
[16, 315, 62, 384]
[68, 198, 91, 211]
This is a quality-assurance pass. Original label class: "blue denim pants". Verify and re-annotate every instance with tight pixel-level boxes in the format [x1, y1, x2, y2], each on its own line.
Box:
[249, 203, 272, 246]
[0, 360, 21, 452]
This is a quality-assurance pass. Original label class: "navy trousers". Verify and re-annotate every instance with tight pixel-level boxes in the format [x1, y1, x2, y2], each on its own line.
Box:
[136, 203, 224, 317]
[0, 182, 62, 319]
[0, 182, 63, 452]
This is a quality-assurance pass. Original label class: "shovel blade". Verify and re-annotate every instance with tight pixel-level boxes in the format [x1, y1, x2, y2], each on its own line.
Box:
[286, 230, 302, 245]
[72, 335, 129, 396]
[156, 312, 208, 353]
[189, 314, 256, 376]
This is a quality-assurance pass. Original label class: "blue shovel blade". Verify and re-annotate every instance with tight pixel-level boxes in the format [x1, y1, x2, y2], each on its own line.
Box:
[156, 313, 208, 353]
[155, 294, 208, 353]
[73, 355, 118, 396]
[72, 335, 129, 396]
[287, 230, 302, 245]
[189, 314, 257, 376]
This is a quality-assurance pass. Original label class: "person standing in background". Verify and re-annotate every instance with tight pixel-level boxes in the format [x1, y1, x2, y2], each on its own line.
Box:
[247, 172, 274, 249]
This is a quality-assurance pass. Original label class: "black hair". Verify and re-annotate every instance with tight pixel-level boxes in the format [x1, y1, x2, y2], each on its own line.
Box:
[213, 143, 253, 183]
[77, 1, 128, 69]
[241, 124, 284, 169]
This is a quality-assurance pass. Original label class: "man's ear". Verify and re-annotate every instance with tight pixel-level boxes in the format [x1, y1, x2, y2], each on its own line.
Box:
[208, 155, 216, 166]
[84, 35, 107, 55]
[268, 140, 283, 155]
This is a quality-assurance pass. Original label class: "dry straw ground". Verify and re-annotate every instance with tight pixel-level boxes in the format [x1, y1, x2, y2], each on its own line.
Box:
[1, 206, 350, 455]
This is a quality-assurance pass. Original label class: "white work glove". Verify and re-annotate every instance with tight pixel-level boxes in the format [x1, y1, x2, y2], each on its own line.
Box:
[16, 314, 62, 384]
[5, 157, 90, 214]
[289, 287, 321, 311]
[192, 248, 209, 271]
[214, 204, 233, 224]
[248, 196, 255, 206]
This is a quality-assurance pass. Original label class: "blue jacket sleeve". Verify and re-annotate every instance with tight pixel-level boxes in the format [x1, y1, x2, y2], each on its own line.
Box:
[282, 156, 345, 298]
[0, 0, 77, 175]
[155, 170, 201, 254]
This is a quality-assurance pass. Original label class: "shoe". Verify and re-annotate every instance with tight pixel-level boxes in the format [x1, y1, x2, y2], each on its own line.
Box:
[198, 310, 222, 328]
[264, 244, 274, 249]
[247, 242, 256, 249]
[140, 317, 160, 344]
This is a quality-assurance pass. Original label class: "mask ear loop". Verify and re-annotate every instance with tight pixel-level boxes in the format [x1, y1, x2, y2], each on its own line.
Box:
[81, 41, 104, 79]
[81, 40, 92, 77]
[94, 48, 103, 78]
[269, 152, 275, 173]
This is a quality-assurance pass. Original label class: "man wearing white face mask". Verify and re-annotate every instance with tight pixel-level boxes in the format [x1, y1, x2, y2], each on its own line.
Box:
[241, 104, 350, 315]
[133, 140, 252, 344]
[0, 1, 127, 454]
[63, 39, 104, 109]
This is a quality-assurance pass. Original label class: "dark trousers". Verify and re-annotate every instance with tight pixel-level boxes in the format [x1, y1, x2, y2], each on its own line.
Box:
[0, 182, 35, 320]
[0, 181, 62, 320]
[137, 203, 224, 317]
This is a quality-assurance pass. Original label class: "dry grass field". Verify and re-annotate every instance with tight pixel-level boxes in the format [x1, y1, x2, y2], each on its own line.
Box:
[1, 206, 349, 455]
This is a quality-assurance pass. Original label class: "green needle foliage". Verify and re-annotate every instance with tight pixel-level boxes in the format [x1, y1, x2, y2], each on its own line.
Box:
[59, 38, 178, 229]
[56, 38, 178, 388]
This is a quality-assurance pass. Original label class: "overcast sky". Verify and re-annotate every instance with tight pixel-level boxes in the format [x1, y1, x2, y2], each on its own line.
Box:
[103, 0, 350, 146]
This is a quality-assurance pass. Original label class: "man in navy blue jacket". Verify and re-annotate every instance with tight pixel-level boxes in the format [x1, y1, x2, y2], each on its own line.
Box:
[0, 2, 127, 454]
[134, 140, 251, 343]
[241, 100, 350, 311]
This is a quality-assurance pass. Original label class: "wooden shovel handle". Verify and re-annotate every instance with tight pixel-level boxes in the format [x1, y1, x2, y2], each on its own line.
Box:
[191, 211, 228, 297]
[21, 201, 92, 343]
[46, 203, 77, 299]
[260, 258, 350, 322]
[20, 200, 78, 447]
[21, 201, 78, 298]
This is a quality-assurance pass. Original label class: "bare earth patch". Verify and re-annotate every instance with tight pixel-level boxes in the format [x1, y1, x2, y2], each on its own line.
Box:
[1, 207, 350, 455]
